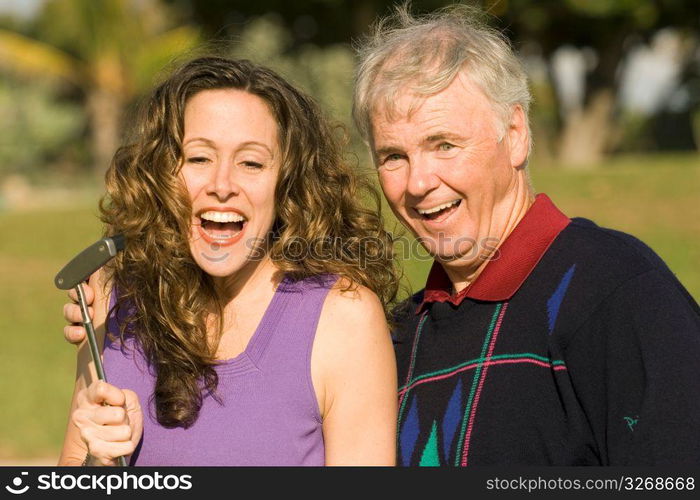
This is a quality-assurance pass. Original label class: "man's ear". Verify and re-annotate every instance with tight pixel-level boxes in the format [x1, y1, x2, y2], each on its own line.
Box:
[507, 104, 529, 169]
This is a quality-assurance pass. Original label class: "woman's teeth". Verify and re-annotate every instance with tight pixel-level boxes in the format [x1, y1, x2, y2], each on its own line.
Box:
[200, 211, 246, 223]
[199, 211, 246, 240]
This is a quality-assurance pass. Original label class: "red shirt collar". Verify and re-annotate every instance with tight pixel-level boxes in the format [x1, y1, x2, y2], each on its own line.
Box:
[416, 193, 570, 313]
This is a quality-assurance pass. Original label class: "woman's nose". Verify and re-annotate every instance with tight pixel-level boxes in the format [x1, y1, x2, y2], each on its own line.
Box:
[206, 161, 240, 201]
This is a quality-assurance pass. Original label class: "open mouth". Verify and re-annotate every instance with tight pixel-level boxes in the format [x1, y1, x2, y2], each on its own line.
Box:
[197, 210, 247, 245]
[415, 199, 461, 221]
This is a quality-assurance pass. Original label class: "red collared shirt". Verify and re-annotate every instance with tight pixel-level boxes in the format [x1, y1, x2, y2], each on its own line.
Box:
[417, 193, 570, 313]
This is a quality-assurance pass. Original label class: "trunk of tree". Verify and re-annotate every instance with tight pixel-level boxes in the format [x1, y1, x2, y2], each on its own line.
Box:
[86, 86, 123, 179]
[554, 23, 629, 168]
[557, 88, 615, 168]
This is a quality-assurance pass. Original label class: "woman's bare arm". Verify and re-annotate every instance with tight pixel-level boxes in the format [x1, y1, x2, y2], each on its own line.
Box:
[312, 282, 397, 466]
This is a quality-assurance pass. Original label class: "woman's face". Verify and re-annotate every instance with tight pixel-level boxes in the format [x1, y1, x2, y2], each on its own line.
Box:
[179, 88, 280, 279]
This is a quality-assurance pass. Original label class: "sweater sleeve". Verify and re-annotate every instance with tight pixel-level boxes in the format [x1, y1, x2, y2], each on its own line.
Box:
[562, 269, 700, 465]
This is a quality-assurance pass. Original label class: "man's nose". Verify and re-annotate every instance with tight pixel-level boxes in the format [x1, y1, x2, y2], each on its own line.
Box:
[405, 158, 440, 199]
[206, 161, 240, 201]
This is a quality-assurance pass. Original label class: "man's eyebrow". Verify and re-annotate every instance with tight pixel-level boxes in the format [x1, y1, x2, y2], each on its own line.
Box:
[424, 132, 466, 143]
[374, 146, 403, 157]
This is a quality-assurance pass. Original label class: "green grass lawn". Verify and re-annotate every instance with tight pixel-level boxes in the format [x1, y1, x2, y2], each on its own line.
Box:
[0, 154, 697, 461]
[0, 205, 104, 461]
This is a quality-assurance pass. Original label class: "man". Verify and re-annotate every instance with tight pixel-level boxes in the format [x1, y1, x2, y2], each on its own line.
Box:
[351, 4, 700, 466]
[64, 5, 699, 465]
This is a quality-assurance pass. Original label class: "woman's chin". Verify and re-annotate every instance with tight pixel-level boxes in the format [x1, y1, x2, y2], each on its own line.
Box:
[190, 244, 240, 276]
[188, 233, 270, 278]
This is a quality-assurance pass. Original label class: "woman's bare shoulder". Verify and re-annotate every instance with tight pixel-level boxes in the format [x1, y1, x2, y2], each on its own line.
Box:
[323, 277, 386, 329]
[314, 277, 391, 363]
[312, 276, 396, 439]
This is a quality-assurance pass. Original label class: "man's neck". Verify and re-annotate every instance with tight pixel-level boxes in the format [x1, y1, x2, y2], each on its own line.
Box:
[445, 187, 535, 294]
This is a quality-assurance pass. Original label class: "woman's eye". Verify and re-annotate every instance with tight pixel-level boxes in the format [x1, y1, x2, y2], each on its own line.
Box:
[243, 161, 263, 169]
[187, 156, 210, 164]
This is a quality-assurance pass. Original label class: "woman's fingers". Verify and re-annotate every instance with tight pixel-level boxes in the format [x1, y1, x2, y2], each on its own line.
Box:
[87, 381, 126, 407]
[63, 302, 91, 324]
[91, 405, 127, 426]
[67, 282, 95, 305]
[62, 302, 90, 345]
[64, 283, 95, 346]
[63, 324, 86, 344]
[73, 382, 143, 466]
[123, 389, 144, 447]
[80, 420, 132, 442]
[83, 438, 136, 466]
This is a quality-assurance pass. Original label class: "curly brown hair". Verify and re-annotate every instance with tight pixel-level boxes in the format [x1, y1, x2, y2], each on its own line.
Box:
[100, 56, 400, 428]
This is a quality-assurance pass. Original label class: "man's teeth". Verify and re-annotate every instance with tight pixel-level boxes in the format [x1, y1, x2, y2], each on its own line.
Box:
[200, 211, 246, 223]
[416, 200, 460, 215]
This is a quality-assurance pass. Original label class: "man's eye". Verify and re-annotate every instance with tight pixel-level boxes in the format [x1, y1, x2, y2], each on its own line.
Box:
[383, 153, 404, 163]
[438, 143, 454, 151]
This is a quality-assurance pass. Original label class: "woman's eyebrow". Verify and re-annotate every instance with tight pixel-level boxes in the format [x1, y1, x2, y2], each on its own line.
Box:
[238, 141, 274, 156]
[182, 137, 216, 147]
[183, 138, 274, 157]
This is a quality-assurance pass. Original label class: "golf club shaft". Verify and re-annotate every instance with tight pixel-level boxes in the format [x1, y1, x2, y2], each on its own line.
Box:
[77, 283, 105, 381]
[76, 283, 128, 468]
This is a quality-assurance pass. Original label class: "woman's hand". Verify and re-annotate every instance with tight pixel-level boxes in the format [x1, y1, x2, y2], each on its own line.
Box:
[62, 285, 93, 345]
[72, 380, 143, 466]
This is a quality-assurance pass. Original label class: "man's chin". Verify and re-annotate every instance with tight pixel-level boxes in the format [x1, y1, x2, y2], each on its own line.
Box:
[434, 252, 481, 268]
[420, 240, 480, 264]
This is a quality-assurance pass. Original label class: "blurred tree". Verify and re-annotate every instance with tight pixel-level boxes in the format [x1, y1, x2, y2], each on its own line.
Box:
[167, 0, 382, 45]
[164, 0, 700, 167]
[493, 0, 699, 167]
[2, 0, 695, 172]
[0, 0, 199, 176]
[0, 79, 84, 179]
[226, 15, 364, 157]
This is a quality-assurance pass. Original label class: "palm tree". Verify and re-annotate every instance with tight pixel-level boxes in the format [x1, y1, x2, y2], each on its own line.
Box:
[0, 0, 199, 176]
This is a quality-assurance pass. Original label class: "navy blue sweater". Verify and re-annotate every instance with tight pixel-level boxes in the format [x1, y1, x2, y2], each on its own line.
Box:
[393, 195, 700, 466]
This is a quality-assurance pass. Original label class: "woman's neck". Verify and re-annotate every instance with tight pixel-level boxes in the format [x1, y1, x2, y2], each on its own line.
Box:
[212, 254, 280, 306]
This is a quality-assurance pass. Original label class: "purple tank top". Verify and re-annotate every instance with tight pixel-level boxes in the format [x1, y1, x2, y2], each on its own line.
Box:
[103, 274, 337, 466]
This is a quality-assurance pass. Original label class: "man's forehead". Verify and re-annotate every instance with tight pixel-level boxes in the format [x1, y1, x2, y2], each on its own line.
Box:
[370, 72, 484, 126]
[371, 91, 422, 127]
[370, 77, 487, 146]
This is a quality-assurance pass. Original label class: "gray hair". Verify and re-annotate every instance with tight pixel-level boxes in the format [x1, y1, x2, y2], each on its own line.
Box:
[352, 3, 532, 155]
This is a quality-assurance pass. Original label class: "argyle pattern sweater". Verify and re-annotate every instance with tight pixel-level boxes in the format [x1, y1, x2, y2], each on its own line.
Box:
[393, 197, 700, 466]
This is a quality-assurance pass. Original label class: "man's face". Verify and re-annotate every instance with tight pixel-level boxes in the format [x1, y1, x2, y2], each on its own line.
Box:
[370, 72, 529, 271]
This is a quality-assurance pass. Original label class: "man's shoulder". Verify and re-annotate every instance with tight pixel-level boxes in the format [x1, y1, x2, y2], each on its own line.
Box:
[540, 216, 696, 333]
[390, 289, 425, 341]
[554, 217, 673, 280]
[391, 289, 424, 321]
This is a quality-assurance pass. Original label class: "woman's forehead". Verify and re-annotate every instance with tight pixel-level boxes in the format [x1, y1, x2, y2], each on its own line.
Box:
[183, 89, 280, 153]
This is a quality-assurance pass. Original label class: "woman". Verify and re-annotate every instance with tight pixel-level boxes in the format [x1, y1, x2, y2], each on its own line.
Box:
[58, 57, 398, 466]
